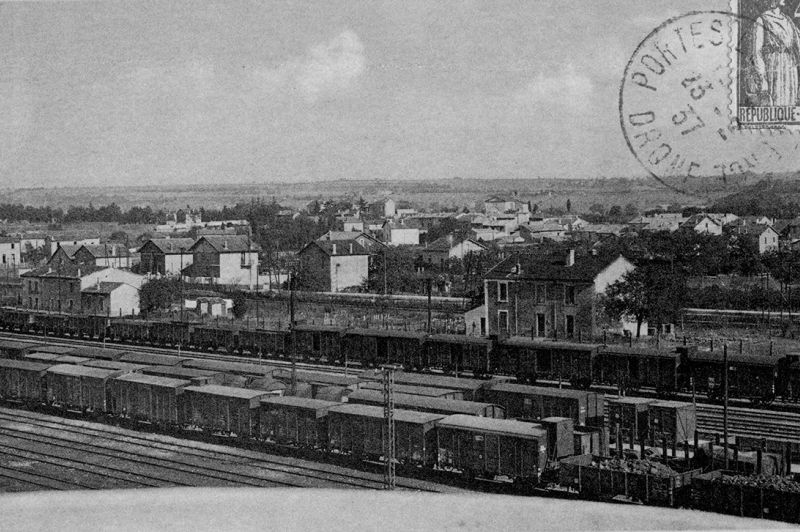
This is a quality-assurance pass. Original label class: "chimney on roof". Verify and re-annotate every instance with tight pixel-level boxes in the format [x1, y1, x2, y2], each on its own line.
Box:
[332, 243, 337, 255]
[349, 243, 353, 254]
[566, 249, 575, 267]
[223, 240, 228, 250]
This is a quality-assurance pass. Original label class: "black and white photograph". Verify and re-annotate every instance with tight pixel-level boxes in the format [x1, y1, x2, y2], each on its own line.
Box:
[1, 1, 800, 530]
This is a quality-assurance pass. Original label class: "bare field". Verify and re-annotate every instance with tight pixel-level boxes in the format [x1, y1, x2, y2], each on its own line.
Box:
[1, 178, 707, 212]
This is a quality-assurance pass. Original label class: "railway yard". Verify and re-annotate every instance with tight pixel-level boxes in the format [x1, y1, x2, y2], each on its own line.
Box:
[3, 316, 800, 526]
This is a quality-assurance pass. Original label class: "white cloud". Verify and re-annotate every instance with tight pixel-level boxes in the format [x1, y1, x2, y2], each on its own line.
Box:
[515, 65, 594, 114]
[252, 30, 365, 103]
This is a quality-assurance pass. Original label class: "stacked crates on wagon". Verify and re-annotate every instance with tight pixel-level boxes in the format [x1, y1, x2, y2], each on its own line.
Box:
[327, 403, 442, 466]
[346, 389, 506, 418]
[436, 415, 549, 484]
[259, 396, 340, 449]
[107, 373, 190, 425]
[340, 329, 427, 369]
[0, 359, 51, 404]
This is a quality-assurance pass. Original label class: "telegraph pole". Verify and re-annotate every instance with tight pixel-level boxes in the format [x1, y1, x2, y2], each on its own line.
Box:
[290, 270, 297, 396]
[723, 343, 729, 470]
[382, 364, 400, 490]
[427, 277, 432, 333]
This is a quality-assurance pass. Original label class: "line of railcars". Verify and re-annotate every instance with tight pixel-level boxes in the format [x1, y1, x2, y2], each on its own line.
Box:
[2, 307, 800, 404]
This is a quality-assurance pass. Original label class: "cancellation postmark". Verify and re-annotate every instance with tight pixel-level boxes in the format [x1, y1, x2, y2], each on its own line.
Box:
[620, 11, 799, 196]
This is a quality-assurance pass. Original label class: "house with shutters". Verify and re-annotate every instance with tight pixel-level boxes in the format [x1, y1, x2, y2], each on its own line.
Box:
[481, 250, 637, 339]
[182, 235, 260, 288]
[138, 238, 196, 275]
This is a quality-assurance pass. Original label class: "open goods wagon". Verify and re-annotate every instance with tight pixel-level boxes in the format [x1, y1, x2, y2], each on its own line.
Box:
[259, 396, 339, 449]
[327, 403, 442, 466]
[436, 415, 548, 485]
[192, 325, 237, 352]
[493, 338, 597, 388]
[0, 359, 51, 404]
[341, 329, 426, 369]
[692, 471, 800, 524]
[559, 454, 701, 507]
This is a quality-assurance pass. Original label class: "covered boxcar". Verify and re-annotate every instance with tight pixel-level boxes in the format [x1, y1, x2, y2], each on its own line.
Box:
[0, 339, 44, 359]
[425, 334, 492, 376]
[0, 309, 34, 332]
[149, 321, 190, 347]
[35, 314, 68, 336]
[494, 338, 598, 388]
[191, 325, 237, 352]
[81, 360, 148, 373]
[109, 319, 151, 343]
[68, 346, 129, 361]
[45, 364, 121, 412]
[238, 328, 287, 357]
[327, 403, 442, 465]
[361, 370, 493, 402]
[607, 397, 656, 446]
[647, 400, 696, 446]
[484, 382, 605, 427]
[259, 396, 339, 449]
[347, 389, 505, 419]
[181, 385, 270, 437]
[340, 329, 427, 369]
[119, 352, 188, 367]
[141, 366, 224, 386]
[436, 415, 548, 484]
[360, 381, 462, 400]
[0, 359, 51, 404]
[687, 351, 779, 404]
[108, 373, 190, 424]
[596, 346, 682, 394]
[183, 359, 275, 377]
[292, 325, 343, 363]
[65, 314, 108, 339]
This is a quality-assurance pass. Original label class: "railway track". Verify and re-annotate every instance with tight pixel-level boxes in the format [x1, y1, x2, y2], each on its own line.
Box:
[695, 404, 800, 443]
[0, 407, 451, 493]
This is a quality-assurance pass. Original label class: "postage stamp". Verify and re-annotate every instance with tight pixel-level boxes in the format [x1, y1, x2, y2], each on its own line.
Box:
[619, 11, 800, 196]
[732, 0, 800, 129]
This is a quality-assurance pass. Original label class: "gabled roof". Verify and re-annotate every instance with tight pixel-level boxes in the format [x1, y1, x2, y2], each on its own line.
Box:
[78, 244, 131, 259]
[81, 281, 126, 294]
[300, 240, 369, 257]
[21, 262, 103, 279]
[484, 252, 628, 282]
[485, 196, 510, 203]
[423, 236, 487, 252]
[138, 238, 196, 254]
[681, 214, 721, 228]
[190, 235, 260, 253]
[738, 224, 778, 237]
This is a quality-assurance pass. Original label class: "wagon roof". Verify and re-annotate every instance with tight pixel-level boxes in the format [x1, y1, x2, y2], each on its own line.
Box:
[0, 340, 42, 351]
[688, 351, 780, 366]
[69, 346, 129, 360]
[437, 414, 548, 439]
[600, 346, 682, 359]
[0, 359, 53, 372]
[347, 389, 500, 415]
[82, 360, 148, 372]
[141, 366, 220, 378]
[273, 369, 361, 387]
[500, 338, 600, 352]
[608, 397, 656, 406]
[24, 353, 63, 362]
[488, 382, 598, 400]
[183, 359, 276, 376]
[329, 403, 444, 424]
[52, 356, 92, 365]
[260, 396, 341, 410]
[427, 334, 492, 346]
[46, 364, 120, 379]
[343, 328, 427, 341]
[293, 324, 343, 333]
[113, 373, 191, 388]
[360, 382, 459, 397]
[649, 400, 695, 409]
[29, 345, 77, 355]
[119, 352, 188, 366]
[183, 385, 272, 400]
[360, 370, 488, 391]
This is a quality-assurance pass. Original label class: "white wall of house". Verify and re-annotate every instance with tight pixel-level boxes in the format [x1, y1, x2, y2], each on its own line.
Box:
[328, 254, 369, 292]
[758, 229, 780, 254]
[218, 251, 259, 288]
[593, 256, 636, 294]
[83, 283, 140, 316]
[449, 240, 486, 260]
[0, 242, 21, 267]
[386, 228, 420, 246]
[165, 253, 194, 275]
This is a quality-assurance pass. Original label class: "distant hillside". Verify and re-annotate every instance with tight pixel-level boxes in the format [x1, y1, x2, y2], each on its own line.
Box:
[710, 177, 800, 218]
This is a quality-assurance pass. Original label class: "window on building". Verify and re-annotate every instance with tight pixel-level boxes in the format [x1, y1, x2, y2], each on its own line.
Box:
[27, 280, 31, 292]
[497, 282, 508, 303]
[312, 332, 321, 352]
[68, 299, 74, 311]
[480, 317, 486, 337]
[34, 281, 38, 292]
[28, 297, 32, 308]
[2, 255, 5, 264]
[565, 285, 576, 305]
[566, 315, 575, 337]
[100, 300, 104, 311]
[535, 284, 545, 303]
[58, 300, 62, 312]
[240, 252, 247, 266]
[70, 283, 75, 293]
[537, 313, 546, 337]
[10, 243, 14, 249]
[35, 298, 39, 310]
[498, 310, 509, 333]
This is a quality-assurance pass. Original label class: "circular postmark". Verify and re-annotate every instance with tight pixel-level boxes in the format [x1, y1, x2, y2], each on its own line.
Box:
[620, 11, 799, 196]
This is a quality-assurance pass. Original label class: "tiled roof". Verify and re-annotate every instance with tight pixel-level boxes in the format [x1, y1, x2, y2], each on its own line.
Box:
[82, 281, 126, 294]
[139, 238, 196, 254]
[484, 252, 625, 282]
[21, 262, 102, 279]
[79, 244, 131, 258]
[191, 235, 260, 253]
[301, 240, 369, 257]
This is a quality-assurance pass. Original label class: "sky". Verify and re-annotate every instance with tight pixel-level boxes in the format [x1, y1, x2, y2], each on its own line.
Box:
[0, 0, 732, 189]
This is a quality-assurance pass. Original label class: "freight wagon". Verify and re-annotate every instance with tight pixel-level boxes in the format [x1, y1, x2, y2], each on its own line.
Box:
[107, 373, 190, 425]
[359, 382, 463, 400]
[484, 382, 605, 427]
[327, 403, 442, 466]
[425, 334, 492, 376]
[687, 352, 780, 404]
[259, 396, 339, 449]
[341, 329, 427, 369]
[292, 325, 342, 363]
[182, 385, 272, 437]
[346, 389, 506, 419]
[692, 471, 800, 524]
[436, 415, 549, 485]
[237, 328, 287, 357]
[45, 364, 121, 412]
[596, 347, 682, 395]
[0, 359, 50, 404]
[493, 338, 598, 388]
[0, 340, 43, 359]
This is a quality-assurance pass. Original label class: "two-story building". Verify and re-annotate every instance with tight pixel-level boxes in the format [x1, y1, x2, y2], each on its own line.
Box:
[73, 244, 133, 269]
[420, 237, 487, 269]
[382, 221, 420, 246]
[182, 235, 260, 288]
[138, 238, 196, 275]
[297, 240, 370, 292]
[737, 224, 780, 254]
[481, 250, 636, 339]
[0, 237, 21, 267]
